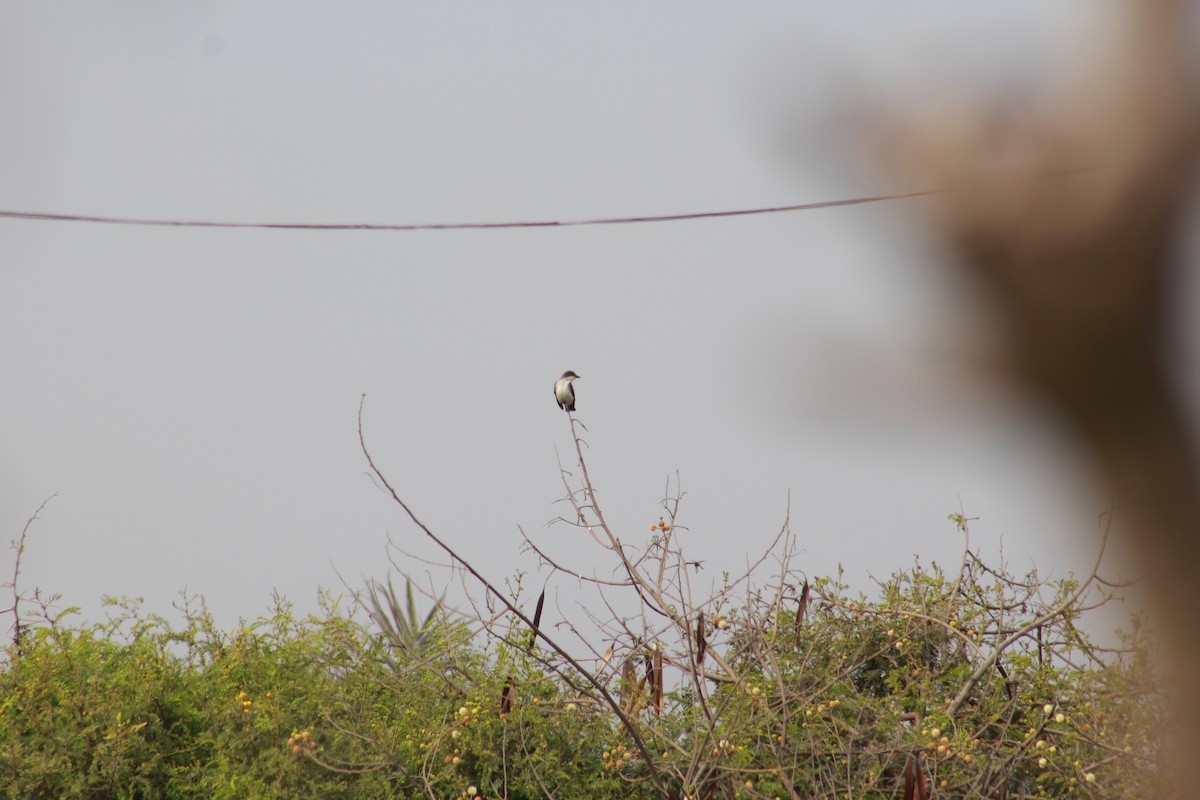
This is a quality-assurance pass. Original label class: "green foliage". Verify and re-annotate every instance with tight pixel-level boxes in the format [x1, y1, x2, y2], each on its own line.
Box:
[0, 595, 385, 799]
[361, 577, 468, 670]
[670, 562, 1165, 800]
[0, 554, 1163, 799]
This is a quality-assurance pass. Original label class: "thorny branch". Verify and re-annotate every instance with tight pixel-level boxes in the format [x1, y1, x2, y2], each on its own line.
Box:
[355, 389, 1148, 798]
[356, 395, 669, 797]
[946, 510, 1113, 717]
[4, 492, 58, 656]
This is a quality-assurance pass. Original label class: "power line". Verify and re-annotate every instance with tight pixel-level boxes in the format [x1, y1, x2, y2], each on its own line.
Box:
[0, 164, 1115, 232]
[0, 189, 937, 232]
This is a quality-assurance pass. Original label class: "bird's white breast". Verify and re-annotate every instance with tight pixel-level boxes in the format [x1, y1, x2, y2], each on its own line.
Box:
[554, 378, 575, 405]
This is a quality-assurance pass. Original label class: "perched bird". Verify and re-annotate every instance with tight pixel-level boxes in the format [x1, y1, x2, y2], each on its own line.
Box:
[554, 370, 581, 412]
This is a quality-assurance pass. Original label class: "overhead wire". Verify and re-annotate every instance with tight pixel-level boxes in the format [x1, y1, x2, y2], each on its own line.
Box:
[0, 190, 936, 232]
[0, 163, 1116, 233]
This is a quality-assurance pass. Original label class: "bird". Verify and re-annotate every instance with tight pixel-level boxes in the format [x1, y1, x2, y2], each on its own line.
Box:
[554, 370, 581, 412]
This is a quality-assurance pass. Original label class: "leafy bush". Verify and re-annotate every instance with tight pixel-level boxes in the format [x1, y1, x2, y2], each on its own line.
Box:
[0, 541, 1162, 800]
[0, 409, 1164, 798]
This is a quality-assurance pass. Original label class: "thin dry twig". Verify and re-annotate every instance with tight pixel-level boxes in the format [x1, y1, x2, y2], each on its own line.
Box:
[4, 492, 58, 655]
[356, 395, 668, 797]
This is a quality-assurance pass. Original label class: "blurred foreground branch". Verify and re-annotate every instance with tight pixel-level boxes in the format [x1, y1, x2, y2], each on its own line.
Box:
[898, 2, 1200, 792]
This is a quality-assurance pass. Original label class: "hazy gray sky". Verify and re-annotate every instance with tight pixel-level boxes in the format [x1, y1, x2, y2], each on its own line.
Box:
[2, 3, 1161, 629]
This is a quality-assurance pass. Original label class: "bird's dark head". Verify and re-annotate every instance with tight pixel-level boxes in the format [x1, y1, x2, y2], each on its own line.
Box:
[561, 370, 580, 380]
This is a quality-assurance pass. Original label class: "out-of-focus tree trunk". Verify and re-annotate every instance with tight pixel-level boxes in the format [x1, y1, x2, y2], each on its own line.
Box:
[900, 2, 1200, 794]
